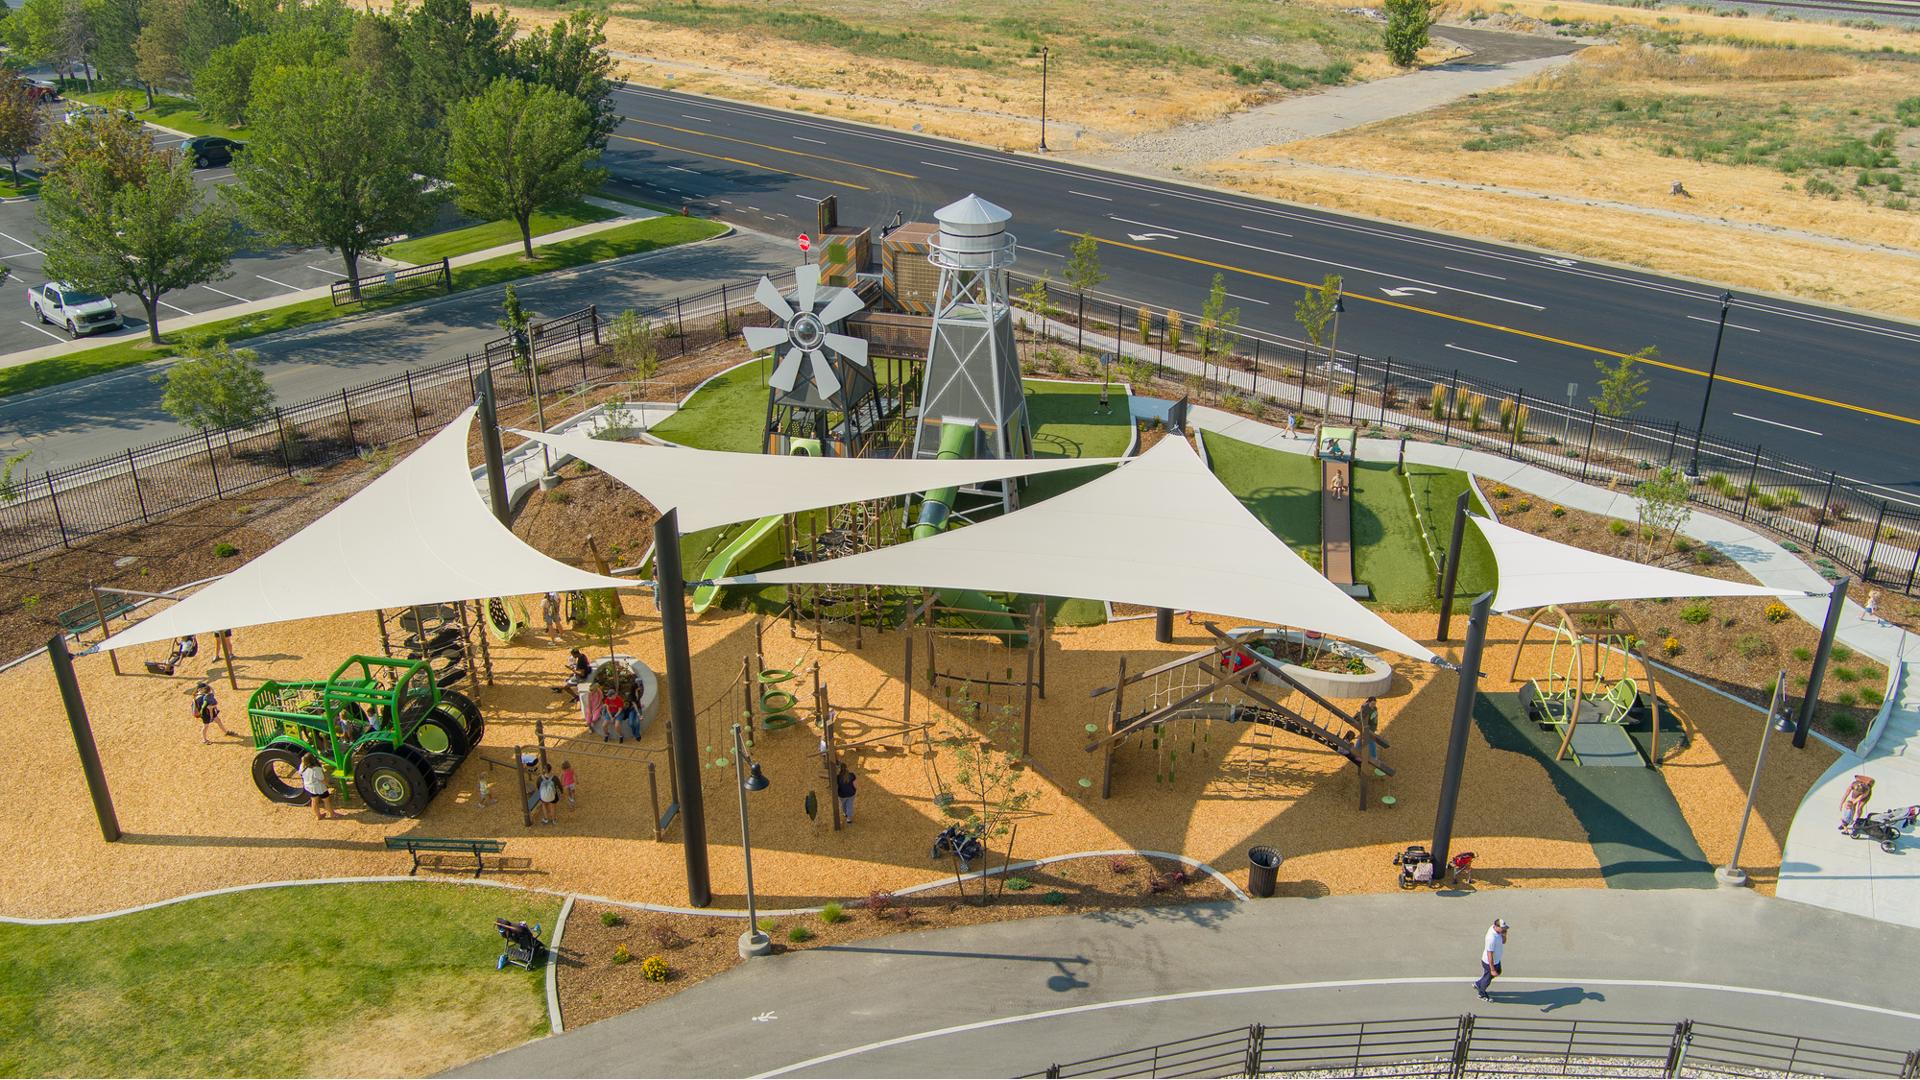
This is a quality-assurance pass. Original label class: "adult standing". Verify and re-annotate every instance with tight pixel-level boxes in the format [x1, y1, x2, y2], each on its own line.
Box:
[192, 681, 236, 744]
[542, 592, 563, 639]
[1840, 775, 1875, 832]
[1474, 918, 1508, 1001]
[836, 765, 858, 825]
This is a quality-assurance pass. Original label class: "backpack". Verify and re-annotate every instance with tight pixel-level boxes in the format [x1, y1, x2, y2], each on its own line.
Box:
[538, 775, 559, 802]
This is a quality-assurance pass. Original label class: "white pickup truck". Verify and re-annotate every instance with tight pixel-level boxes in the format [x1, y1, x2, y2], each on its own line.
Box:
[28, 282, 124, 337]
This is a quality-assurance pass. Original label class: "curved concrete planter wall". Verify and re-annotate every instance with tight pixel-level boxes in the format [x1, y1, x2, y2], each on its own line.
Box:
[1230, 627, 1395, 700]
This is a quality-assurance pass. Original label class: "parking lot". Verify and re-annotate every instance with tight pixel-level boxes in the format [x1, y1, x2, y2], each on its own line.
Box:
[0, 117, 400, 357]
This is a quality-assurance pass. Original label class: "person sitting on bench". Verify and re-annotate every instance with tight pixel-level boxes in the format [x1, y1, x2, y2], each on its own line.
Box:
[146, 635, 199, 676]
[564, 649, 591, 688]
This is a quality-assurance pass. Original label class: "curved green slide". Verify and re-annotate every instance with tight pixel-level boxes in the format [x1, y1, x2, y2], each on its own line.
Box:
[690, 440, 819, 614]
[916, 420, 1023, 645]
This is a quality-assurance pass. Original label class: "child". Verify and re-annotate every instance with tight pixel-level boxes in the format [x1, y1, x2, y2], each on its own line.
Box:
[536, 763, 561, 824]
[475, 774, 495, 807]
[191, 682, 235, 744]
[1840, 775, 1875, 832]
[835, 765, 857, 825]
[1864, 590, 1881, 625]
[300, 753, 334, 820]
[561, 760, 578, 807]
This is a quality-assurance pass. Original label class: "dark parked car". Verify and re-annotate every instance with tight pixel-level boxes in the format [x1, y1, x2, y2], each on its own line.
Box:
[181, 136, 245, 168]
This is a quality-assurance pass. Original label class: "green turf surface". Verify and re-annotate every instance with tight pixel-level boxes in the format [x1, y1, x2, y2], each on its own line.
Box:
[384, 199, 622, 264]
[0, 215, 728, 400]
[1202, 429, 1321, 570]
[67, 90, 247, 139]
[1403, 463, 1497, 611]
[0, 882, 555, 1076]
[1350, 460, 1439, 611]
[650, 359, 768, 453]
[1475, 693, 1715, 889]
[1021, 379, 1133, 505]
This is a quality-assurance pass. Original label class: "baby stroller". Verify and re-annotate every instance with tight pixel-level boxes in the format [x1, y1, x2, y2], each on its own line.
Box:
[1392, 845, 1476, 888]
[494, 919, 546, 971]
[1847, 806, 1918, 854]
[932, 825, 985, 873]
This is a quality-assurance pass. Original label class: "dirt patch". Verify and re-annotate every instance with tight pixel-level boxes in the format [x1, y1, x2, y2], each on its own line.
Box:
[559, 854, 1225, 1028]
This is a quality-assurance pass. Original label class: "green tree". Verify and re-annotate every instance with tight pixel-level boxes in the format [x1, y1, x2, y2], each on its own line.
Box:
[1634, 466, 1693, 561]
[498, 283, 531, 371]
[135, 0, 188, 96]
[0, 72, 44, 182]
[4, 0, 83, 85]
[179, 0, 244, 86]
[1591, 346, 1654, 418]
[34, 107, 149, 184]
[87, 0, 146, 92]
[1294, 273, 1340, 354]
[225, 63, 439, 297]
[1196, 272, 1241, 385]
[396, 0, 513, 136]
[196, 27, 344, 127]
[446, 77, 605, 258]
[345, 11, 407, 96]
[157, 339, 275, 432]
[1017, 272, 1059, 321]
[37, 123, 236, 342]
[609, 308, 661, 386]
[1383, 0, 1434, 67]
[1063, 231, 1106, 292]
[939, 695, 1037, 851]
[512, 8, 617, 148]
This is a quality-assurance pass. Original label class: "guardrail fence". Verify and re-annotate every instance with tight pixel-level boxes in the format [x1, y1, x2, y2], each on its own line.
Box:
[1022, 1014, 1920, 1078]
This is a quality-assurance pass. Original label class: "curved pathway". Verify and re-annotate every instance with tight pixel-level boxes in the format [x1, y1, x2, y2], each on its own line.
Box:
[447, 889, 1920, 1078]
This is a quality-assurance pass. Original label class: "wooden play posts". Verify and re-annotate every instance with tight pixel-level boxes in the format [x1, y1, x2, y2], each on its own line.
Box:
[373, 601, 493, 690]
[1315, 426, 1368, 599]
[1087, 624, 1391, 809]
[1511, 604, 1691, 767]
[902, 590, 1047, 756]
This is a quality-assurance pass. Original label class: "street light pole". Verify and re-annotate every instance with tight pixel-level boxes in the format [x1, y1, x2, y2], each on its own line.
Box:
[1324, 277, 1346, 413]
[1038, 47, 1049, 152]
[1687, 291, 1733, 478]
[732, 723, 772, 958]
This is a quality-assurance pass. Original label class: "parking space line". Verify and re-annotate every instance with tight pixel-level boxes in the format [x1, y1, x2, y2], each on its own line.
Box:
[0, 231, 44, 255]
[201, 284, 250, 303]
[305, 265, 341, 277]
[255, 274, 304, 293]
[18, 320, 64, 342]
[0, 251, 39, 261]
[158, 300, 192, 315]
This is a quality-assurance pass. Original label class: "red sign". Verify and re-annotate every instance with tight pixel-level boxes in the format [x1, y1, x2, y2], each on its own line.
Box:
[797, 233, 812, 252]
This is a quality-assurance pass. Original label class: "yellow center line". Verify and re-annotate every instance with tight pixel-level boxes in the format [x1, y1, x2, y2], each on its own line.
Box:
[621, 117, 918, 180]
[1061, 231, 1920, 429]
[614, 134, 869, 191]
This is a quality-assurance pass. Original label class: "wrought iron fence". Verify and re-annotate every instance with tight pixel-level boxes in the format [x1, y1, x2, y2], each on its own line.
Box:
[1021, 1014, 1920, 1078]
[328, 258, 452, 306]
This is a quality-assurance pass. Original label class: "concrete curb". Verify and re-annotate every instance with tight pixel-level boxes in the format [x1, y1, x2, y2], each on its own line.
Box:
[547, 895, 574, 1035]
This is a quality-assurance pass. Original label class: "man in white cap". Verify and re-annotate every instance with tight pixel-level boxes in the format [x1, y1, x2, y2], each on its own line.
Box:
[1475, 918, 1509, 1001]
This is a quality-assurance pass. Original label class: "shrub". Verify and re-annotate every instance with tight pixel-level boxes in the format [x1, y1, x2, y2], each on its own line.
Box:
[866, 890, 898, 918]
[646, 924, 684, 950]
[1790, 645, 1813, 661]
[600, 911, 623, 928]
[1836, 690, 1859, 708]
[756, 918, 778, 934]
[1108, 857, 1133, 874]
[1550, 505, 1567, 517]
[1861, 686, 1885, 707]
[1165, 311, 1183, 352]
[1429, 384, 1447, 420]
[1734, 634, 1771, 660]
[1146, 874, 1171, 894]
[1492, 485, 1511, 499]
[1513, 499, 1532, 513]
[1004, 876, 1033, 891]
[1832, 644, 1855, 662]
[1608, 520, 1630, 537]
[1833, 666, 1859, 683]
[547, 488, 572, 506]
[787, 925, 814, 943]
[1692, 548, 1716, 565]
[1662, 635, 1681, 657]
[611, 943, 632, 964]
[1679, 603, 1713, 624]
[1041, 890, 1067, 906]
[213, 542, 238, 557]
[820, 901, 847, 924]
[1831, 713, 1860, 736]
[640, 954, 670, 982]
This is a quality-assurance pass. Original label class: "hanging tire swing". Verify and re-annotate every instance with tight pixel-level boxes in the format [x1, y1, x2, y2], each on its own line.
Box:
[758, 667, 799, 729]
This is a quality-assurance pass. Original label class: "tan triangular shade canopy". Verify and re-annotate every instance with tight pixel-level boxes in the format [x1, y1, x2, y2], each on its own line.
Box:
[96, 408, 629, 653]
[1472, 514, 1809, 613]
[725, 436, 1442, 663]
[516, 428, 1121, 532]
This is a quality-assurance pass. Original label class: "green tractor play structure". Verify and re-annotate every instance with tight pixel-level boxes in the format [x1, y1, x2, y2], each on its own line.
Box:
[246, 655, 484, 816]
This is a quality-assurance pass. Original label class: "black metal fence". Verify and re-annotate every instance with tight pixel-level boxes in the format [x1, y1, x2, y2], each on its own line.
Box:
[329, 258, 452, 306]
[1021, 1014, 1920, 1078]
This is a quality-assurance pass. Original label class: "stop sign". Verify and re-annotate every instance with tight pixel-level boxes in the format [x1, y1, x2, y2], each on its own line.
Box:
[798, 233, 812, 252]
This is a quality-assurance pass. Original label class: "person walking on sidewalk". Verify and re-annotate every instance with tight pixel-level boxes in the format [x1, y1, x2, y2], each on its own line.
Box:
[1475, 918, 1508, 1000]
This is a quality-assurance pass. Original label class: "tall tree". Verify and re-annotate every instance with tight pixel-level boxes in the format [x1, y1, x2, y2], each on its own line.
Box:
[37, 118, 238, 342]
[513, 9, 617, 148]
[1294, 273, 1340, 355]
[1383, 0, 1433, 67]
[395, 0, 513, 131]
[4, 0, 81, 84]
[34, 108, 150, 184]
[59, 0, 99, 89]
[1591, 346, 1654, 418]
[0, 73, 44, 183]
[88, 0, 145, 91]
[446, 77, 604, 257]
[196, 26, 343, 127]
[1196, 272, 1241, 385]
[135, 0, 188, 97]
[225, 63, 439, 296]
[180, 0, 244, 87]
[1063, 231, 1106, 292]
[345, 12, 408, 96]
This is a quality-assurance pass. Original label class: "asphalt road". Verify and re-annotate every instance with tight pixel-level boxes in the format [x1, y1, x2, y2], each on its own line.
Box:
[597, 75, 1920, 502]
[448, 889, 1920, 1078]
[0, 230, 792, 470]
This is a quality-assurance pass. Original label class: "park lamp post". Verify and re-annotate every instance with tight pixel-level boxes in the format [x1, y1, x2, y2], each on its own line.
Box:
[1717, 669, 1788, 888]
[1038, 47, 1050, 152]
[1687, 291, 1734, 479]
[732, 723, 773, 958]
[1325, 279, 1347, 410]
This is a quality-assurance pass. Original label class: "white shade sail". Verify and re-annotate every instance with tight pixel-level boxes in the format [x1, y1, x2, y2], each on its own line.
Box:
[1472, 514, 1809, 613]
[516, 428, 1123, 533]
[96, 407, 629, 653]
[724, 436, 1442, 663]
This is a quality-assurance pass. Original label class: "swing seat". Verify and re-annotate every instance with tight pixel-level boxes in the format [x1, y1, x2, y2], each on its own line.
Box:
[1595, 679, 1638, 725]
[1524, 680, 1577, 725]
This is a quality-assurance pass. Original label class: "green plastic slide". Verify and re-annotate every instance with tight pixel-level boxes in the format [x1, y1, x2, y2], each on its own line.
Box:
[691, 515, 783, 614]
[916, 420, 1023, 645]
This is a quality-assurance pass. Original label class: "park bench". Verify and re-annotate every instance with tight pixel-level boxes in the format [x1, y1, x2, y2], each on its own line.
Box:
[384, 835, 507, 878]
[56, 596, 137, 637]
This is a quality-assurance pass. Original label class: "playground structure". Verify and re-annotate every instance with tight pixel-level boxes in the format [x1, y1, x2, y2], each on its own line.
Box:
[1316, 425, 1368, 599]
[373, 601, 493, 689]
[1511, 604, 1690, 767]
[903, 590, 1047, 755]
[245, 655, 484, 817]
[1088, 624, 1392, 809]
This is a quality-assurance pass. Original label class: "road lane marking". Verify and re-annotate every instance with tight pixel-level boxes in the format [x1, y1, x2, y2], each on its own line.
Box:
[201, 284, 250, 302]
[1068, 190, 1113, 202]
[1061, 230, 1920, 428]
[920, 160, 959, 171]
[1240, 224, 1294, 239]
[1733, 412, 1823, 437]
[618, 118, 916, 178]
[0, 230, 43, 255]
[18, 320, 63, 342]
[792, 136, 826, 144]
[1226, 292, 1269, 306]
[680, 113, 711, 122]
[667, 165, 698, 173]
[255, 274, 303, 293]
[1015, 245, 1062, 259]
[1445, 265, 1507, 281]
[794, 194, 817, 201]
[1446, 343, 1518, 364]
[1688, 314, 1761, 334]
[611, 134, 869, 190]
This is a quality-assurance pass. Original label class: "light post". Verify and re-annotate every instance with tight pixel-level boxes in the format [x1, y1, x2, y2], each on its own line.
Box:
[1324, 277, 1346, 413]
[1717, 670, 1788, 888]
[732, 723, 772, 958]
[1687, 291, 1734, 478]
[1038, 47, 1049, 152]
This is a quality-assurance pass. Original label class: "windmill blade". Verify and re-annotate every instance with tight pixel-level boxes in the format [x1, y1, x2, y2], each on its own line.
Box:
[816, 287, 866, 327]
[808, 349, 840, 400]
[821, 332, 869, 368]
[743, 325, 789, 353]
[753, 276, 793, 323]
[793, 264, 820, 313]
[769, 346, 805, 392]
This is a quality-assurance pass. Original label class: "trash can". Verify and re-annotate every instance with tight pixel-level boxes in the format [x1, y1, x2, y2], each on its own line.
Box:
[1247, 846, 1282, 898]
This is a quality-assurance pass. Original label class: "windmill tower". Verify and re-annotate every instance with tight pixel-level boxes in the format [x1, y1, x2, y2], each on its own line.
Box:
[745, 265, 881, 457]
[912, 194, 1032, 511]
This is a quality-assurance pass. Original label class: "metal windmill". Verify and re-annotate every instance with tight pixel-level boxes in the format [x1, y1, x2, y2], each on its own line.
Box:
[744, 265, 869, 402]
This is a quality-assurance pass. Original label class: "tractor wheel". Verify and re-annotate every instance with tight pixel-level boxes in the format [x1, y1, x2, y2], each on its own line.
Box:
[251, 743, 310, 805]
[354, 750, 431, 817]
[387, 742, 444, 795]
[406, 709, 470, 768]
[438, 688, 484, 747]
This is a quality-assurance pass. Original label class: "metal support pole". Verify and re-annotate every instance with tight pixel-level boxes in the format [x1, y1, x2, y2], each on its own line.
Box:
[1811, 471, 1838, 555]
[1038, 47, 1049, 151]
[1431, 593, 1493, 868]
[1794, 578, 1849, 749]
[1717, 671, 1787, 888]
[50, 633, 120, 842]
[528, 349, 552, 476]
[1154, 607, 1173, 643]
[1863, 501, 1888, 581]
[475, 370, 511, 528]
[126, 449, 148, 522]
[1579, 410, 1598, 482]
[1688, 291, 1733, 477]
[655, 509, 711, 906]
[733, 723, 771, 956]
[1436, 492, 1470, 642]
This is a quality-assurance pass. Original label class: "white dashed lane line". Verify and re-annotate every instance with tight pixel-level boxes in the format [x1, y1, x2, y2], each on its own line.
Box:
[920, 160, 959, 171]
[1445, 265, 1507, 281]
[1732, 412, 1822, 437]
[1069, 190, 1114, 202]
[1226, 292, 1269, 306]
[1444, 343, 1519, 364]
[1688, 314, 1761, 334]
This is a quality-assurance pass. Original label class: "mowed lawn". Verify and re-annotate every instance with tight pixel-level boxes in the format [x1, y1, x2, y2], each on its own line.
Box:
[0, 882, 556, 1077]
[383, 199, 623, 264]
[1203, 430, 1321, 569]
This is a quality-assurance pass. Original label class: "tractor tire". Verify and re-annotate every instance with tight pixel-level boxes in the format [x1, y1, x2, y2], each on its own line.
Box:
[354, 750, 432, 817]
[387, 742, 444, 795]
[406, 709, 470, 769]
[251, 743, 311, 805]
[438, 688, 484, 747]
